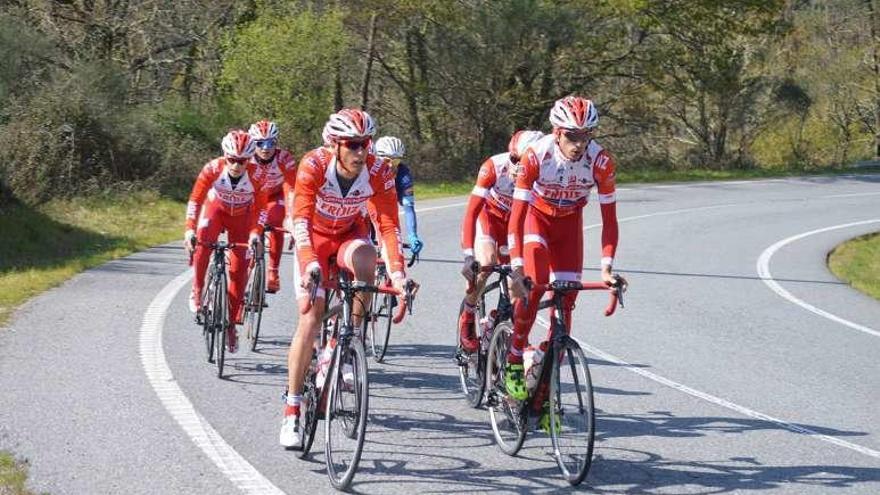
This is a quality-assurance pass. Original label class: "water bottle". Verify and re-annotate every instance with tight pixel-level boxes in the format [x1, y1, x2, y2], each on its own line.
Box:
[479, 310, 497, 351]
[315, 338, 336, 389]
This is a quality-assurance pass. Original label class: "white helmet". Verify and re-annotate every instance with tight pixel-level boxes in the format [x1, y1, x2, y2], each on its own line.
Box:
[508, 130, 544, 161]
[220, 130, 256, 160]
[549, 96, 599, 130]
[248, 120, 279, 141]
[321, 108, 376, 144]
[375, 136, 406, 159]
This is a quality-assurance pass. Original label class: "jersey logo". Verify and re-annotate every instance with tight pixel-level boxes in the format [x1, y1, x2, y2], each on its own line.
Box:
[384, 179, 395, 191]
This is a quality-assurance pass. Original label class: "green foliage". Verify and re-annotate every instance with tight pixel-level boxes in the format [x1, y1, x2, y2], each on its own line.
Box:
[220, 9, 349, 151]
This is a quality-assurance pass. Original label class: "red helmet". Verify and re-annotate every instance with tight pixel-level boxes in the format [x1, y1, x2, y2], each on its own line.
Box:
[220, 130, 255, 160]
[248, 120, 279, 141]
[549, 96, 599, 130]
[321, 108, 376, 144]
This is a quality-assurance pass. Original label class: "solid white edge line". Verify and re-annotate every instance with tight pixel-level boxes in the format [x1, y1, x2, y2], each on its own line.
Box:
[534, 316, 880, 460]
[139, 270, 286, 495]
[756, 219, 880, 339]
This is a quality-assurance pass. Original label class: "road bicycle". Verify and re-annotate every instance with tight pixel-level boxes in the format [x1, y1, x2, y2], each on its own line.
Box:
[243, 225, 288, 351]
[297, 259, 413, 490]
[195, 239, 254, 379]
[455, 262, 515, 408]
[486, 276, 625, 485]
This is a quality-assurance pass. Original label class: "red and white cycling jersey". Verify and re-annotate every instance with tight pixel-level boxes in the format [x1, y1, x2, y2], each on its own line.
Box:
[461, 152, 516, 256]
[186, 158, 269, 233]
[289, 147, 406, 277]
[509, 134, 618, 267]
[251, 149, 296, 200]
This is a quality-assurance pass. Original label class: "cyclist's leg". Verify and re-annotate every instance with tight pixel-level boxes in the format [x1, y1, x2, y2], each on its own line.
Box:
[281, 234, 333, 447]
[192, 201, 223, 305]
[226, 213, 251, 325]
[264, 197, 285, 291]
[546, 210, 583, 339]
[506, 209, 550, 400]
[459, 210, 501, 349]
[337, 235, 376, 326]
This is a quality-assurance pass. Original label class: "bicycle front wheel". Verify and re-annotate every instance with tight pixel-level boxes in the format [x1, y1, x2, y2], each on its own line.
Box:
[486, 322, 526, 455]
[244, 257, 265, 351]
[549, 340, 595, 485]
[456, 299, 485, 408]
[215, 273, 228, 379]
[324, 338, 368, 490]
[369, 292, 393, 363]
[298, 360, 320, 458]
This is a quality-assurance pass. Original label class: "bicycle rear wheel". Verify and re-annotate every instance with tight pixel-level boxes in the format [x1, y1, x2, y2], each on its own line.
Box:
[215, 274, 228, 378]
[456, 299, 485, 408]
[369, 291, 393, 363]
[549, 339, 595, 485]
[486, 322, 526, 455]
[202, 271, 216, 363]
[244, 257, 265, 351]
[324, 338, 368, 490]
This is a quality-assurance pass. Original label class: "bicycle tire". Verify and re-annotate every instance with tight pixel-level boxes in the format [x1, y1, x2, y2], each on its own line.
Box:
[369, 290, 393, 363]
[215, 273, 228, 379]
[456, 298, 486, 408]
[324, 338, 368, 490]
[549, 340, 595, 485]
[202, 269, 216, 363]
[486, 322, 526, 455]
[298, 359, 320, 458]
[244, 257, 265, 351]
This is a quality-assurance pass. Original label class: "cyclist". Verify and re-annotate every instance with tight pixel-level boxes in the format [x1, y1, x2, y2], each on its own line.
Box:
[457, 130, 544, 353]
[506, 96, 624, 403]
[279, 109, 415, 447]
[184, 130, 268, 354]
[248, 120, 297, 293]
[373, 136, 423, 258]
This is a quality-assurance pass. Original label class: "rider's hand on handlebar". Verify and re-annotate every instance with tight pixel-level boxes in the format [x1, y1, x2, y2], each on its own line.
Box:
[302, 262, 322, 292]
[461, 255, 476, 280]
[509, 266, 528, 299]
[409, 236, 424, 256]
[392, 274, 418, 296]
[248, 232, 262, 251]
[184, 229, 196, 255]
[601, 265, 626, 289]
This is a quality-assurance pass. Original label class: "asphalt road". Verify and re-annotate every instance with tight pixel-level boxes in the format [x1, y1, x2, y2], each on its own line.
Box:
[2, 175, 879, 494]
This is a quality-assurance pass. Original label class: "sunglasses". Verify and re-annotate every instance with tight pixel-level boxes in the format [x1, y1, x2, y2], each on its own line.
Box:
[563, 130, 591, 143]
[226, 156, 248, 164]
[255, 138, 277, 150]
[341, 139, 369, 151]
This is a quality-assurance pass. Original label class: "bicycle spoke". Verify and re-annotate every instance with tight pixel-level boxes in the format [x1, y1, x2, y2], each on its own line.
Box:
[324, 338, 368, 490]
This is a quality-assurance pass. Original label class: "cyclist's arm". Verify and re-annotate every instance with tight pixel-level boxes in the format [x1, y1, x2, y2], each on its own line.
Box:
[185, 162, 218, 231]
[291, 157, 322, 275]
[250, 169, 269, 237]
[371, 174, 406, 278]
[460, 159, 494, 257]
[594, 150, 618, 269]
[508, 151, 539, 269]
[396, 164, 419, 243]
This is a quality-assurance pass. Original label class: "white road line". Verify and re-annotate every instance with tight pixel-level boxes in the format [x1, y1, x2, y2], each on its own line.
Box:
[139, 270, 286, 495]
[582, 203, 741, 231]
[821, 191, 880, 199]
[756, 219, 880, 339]
[413, 201, 468, 213]
[534, 316, 880, 459]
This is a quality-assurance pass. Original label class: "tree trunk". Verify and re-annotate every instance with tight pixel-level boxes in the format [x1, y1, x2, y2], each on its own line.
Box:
[405, 29, 423, 142]
[869, 0, 880, 159]
[334, 62, 344, 111]
[360, 13, 378, 110]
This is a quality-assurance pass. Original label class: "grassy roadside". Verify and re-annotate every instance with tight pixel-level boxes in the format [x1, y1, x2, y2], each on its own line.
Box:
[0, 191, 183, 326]
[828, 233, 880, 301]
[0, 452, 38, 495]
